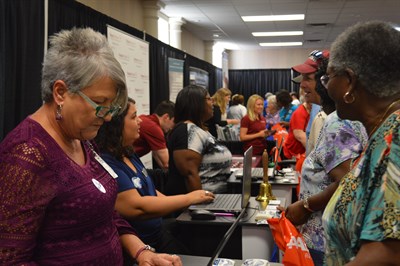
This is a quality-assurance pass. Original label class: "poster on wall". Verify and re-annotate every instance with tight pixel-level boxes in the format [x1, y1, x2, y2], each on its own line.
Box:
[168, 58, 184, 102]
[107, 25, 152, 168]
[189, 66, 209, 89]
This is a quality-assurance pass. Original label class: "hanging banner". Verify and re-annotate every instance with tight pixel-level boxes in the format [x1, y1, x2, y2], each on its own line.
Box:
[168, 58, 184, 102]
[222, 51, 229, 88]
[107, 25, 150, 116]
[107, 25, 152, 168]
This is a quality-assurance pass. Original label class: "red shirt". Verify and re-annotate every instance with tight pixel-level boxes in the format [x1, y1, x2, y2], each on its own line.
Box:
[134, 114, 166, 156]
[283, 104, 310, 158]
[240, 115, 268, 155]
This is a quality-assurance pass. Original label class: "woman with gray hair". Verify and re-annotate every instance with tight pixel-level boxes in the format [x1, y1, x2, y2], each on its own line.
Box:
[322, 21, 400, 265]
[0, 28, 181, 265]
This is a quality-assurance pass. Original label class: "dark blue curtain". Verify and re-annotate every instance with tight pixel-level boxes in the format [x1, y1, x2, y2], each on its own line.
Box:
[0, 0, 44, 140]
[228, 69, 299, 102]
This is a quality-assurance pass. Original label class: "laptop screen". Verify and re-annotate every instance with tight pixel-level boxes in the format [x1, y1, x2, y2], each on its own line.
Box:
[241, 146, 252, 208]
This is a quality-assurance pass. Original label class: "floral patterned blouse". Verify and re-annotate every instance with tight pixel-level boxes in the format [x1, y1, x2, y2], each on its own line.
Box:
[322, 110, 400, 265]
[300, 111, 367, 253]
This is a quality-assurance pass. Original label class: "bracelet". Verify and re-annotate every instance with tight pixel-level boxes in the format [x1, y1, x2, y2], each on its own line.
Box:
[303, 197, 315, 213]
[135, 244, 155, 260]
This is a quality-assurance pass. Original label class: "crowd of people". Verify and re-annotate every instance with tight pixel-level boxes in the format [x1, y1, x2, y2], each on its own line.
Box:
[0, 20, 399, 266]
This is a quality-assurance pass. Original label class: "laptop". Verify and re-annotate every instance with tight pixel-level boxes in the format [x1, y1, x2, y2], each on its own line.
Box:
[188, 146, 253, 213]
[235, 139, 284, 180]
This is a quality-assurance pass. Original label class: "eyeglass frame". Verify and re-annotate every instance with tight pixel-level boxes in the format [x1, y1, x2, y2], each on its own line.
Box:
[320, 73, 340, 89]
[205, 96, 213, 102]
[77, 90, 121, 118]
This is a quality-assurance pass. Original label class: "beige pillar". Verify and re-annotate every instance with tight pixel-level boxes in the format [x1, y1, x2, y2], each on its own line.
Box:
[169, 17, 185, 49]
[204, 40, 215, 64]
[143, 0, 164, 38]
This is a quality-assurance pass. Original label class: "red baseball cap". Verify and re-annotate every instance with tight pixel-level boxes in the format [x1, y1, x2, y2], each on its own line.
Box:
[292, 50, 330, 74]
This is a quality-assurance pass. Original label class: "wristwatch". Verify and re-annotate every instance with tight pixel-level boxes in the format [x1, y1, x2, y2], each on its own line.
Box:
[135, 244, 156, 260]
[303, 197, 315, 213]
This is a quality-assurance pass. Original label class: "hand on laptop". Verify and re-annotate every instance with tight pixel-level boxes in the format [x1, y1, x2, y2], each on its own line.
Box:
[188, 190, 215, 205]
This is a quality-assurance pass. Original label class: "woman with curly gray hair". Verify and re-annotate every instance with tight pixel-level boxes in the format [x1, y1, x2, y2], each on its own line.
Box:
[322, 21, 400, 265]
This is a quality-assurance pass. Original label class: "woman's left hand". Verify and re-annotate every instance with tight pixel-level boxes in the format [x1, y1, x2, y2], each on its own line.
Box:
[277, 200, 311, 226]
[138, 252, 182, 266]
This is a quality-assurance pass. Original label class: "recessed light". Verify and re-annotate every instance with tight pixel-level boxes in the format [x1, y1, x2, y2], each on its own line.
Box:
[259, 42, 302, 47]
[252, 31, 303, 37]
[242, 14, 304, 22]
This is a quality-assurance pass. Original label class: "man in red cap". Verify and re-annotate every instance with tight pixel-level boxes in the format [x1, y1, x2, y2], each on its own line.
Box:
[282, 50, 330, 163]
[290, 50, 330, 156]
[292, 50, 329, 106]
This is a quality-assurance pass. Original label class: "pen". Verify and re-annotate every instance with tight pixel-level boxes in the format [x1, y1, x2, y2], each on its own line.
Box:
[214, 212, 235, 217]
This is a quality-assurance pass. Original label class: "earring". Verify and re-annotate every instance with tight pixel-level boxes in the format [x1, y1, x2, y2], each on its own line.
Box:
[56, 104, 63, 120]
[343, 92, 355, 104]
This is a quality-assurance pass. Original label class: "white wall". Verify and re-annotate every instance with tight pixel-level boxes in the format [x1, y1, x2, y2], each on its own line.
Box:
[228, 47, 328, 70]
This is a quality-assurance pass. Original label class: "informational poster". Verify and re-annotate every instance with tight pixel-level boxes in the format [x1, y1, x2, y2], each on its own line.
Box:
[107, 25, 150, 116]
[189, 66, 209, 89]
[107, 25, 152, 168]
[168, 58, 184, 102]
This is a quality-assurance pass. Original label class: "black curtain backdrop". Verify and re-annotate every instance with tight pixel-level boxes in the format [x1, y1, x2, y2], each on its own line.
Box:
[1, 0, 294, 140]
[228, 69, 298, 103]
[0, 0, 44, 140]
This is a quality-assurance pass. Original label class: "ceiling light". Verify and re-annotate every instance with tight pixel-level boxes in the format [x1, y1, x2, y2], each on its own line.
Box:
[259, 42, 302, 47]
[242, 14, 304, 22]
[396, 27, 400, 31]
[252, 31, 303, 37]
[213, 34, 220, 37]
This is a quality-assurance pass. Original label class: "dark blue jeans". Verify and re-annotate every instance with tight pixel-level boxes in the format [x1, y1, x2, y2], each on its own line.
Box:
[309, 248, 325, 266]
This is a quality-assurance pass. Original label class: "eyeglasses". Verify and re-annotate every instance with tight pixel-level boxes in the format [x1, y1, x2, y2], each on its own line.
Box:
[320, 73, 339, 89]
[77, 91, 121, 118]
[205, 96, 213, 101]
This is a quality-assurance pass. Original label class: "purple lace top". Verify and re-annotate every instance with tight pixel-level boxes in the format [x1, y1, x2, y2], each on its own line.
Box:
[0, 117, 136, 265]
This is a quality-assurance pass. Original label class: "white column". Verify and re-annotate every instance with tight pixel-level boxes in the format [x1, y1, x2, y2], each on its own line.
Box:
[143, 0, 164, 38]
[169, 17, 185, 49]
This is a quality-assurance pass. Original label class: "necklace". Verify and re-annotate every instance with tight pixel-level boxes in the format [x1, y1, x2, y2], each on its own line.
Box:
[368, 98, 400, 138]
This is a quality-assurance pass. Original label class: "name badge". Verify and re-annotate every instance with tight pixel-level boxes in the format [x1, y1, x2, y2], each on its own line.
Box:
[93, 153, 118, 179]
[142, 168, 149, 177]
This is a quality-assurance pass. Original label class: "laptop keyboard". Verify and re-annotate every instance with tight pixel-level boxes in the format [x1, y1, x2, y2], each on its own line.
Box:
[235, 168, 264, 179]
[197, 194, 240, 209]
[214, 194, 239, 209]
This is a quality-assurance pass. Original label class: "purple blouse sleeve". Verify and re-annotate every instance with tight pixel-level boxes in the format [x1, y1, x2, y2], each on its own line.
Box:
[0, 141, 56, 265]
